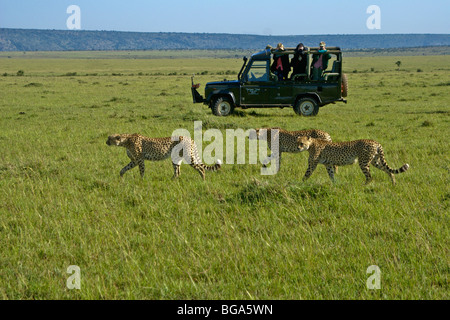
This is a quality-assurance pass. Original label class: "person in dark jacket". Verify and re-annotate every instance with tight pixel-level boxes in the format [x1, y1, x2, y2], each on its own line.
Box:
[270, 43, 290, 81]
[290, 43, 308, 80]
[311, 41, 331, 80]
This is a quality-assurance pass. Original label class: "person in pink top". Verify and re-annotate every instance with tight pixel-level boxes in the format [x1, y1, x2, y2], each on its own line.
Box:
[311, 41, 331, 80]
[270, 43, 291, 81]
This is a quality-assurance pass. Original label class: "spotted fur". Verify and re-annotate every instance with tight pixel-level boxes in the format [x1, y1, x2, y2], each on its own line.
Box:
[106, 133, 221, 180]
[249, 127, 332, 169]
[297, 136, 409, 184]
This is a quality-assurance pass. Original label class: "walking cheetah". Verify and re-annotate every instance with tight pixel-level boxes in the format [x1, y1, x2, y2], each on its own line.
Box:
[249, 127, 332, 169]
[106, 133, 221, 180]
[297, 136, 410, 184]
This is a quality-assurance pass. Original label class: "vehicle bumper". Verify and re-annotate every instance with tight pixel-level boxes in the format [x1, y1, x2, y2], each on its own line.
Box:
[191, 85, 205, 103]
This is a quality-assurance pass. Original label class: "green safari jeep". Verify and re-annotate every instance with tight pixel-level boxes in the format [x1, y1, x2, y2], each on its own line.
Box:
[191, 46, 348, 116]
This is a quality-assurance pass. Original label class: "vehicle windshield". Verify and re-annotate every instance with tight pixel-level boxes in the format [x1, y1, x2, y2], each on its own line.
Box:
[245, 60, 268, 82]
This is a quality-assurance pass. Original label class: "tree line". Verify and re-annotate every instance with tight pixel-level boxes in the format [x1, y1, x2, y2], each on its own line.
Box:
[1, 28, 449, 52]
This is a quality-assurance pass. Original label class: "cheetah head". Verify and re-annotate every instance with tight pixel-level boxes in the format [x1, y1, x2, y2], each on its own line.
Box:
[297, 136, 312, 152]
[248, 127, 280, 140]
[106, 134, 128, 146]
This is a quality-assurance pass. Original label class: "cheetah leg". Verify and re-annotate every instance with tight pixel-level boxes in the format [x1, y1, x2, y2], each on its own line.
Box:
[262, 152, 281, 169]
[172, 162, 181, 179]
[187, 154, 206, 180]
[261, 156, 270, 168]
[189, 164, 205, 180]
[371, 156, 396, 185]
[120, 161, 137, 177]
[303, 160, 318, 181]
[359, 161, 373, 184]
[137, 159, 145, 178]
[325, 165, 335, 182]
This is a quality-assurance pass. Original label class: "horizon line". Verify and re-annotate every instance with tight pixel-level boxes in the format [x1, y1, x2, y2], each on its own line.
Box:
[1, 27, 449, 37]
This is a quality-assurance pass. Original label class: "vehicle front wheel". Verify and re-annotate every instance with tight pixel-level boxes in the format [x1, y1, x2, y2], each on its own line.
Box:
[211, 96, 234, 116]
[294, 98, 319, 116]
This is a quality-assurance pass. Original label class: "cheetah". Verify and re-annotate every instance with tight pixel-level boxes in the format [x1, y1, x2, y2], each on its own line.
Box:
[249, 127, 332, 169]
[106, 133, 221, 180]
[297, 136, 410, 184]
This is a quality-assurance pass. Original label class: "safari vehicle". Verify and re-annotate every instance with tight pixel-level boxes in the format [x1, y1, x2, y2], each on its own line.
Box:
[191, 46, 348, 116]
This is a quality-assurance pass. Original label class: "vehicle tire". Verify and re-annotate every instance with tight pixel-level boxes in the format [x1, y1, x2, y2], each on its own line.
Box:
[341, 73, 348, 98]
[211, 96, 234, 116]
[294, 97, 319, 116]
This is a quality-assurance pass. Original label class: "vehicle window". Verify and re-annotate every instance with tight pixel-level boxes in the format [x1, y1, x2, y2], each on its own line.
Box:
[247, 61, 268, 82]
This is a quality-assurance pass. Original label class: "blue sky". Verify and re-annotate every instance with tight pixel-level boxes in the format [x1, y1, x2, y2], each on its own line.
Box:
[0, 0, 448, 35]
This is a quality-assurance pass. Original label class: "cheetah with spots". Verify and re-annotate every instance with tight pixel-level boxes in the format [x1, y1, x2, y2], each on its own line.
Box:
[106, 133, 221, 180]
[297, 136, 410, 184]
[249, 127, 332, 169]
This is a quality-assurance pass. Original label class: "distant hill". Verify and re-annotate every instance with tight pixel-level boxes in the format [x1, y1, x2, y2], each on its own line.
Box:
[1, 28, 449, 51]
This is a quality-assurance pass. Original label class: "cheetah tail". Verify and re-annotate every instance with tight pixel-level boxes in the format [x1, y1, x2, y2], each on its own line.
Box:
[391, 163, 410, 174]
[378, 146, 410, 174]
[203, 159, 222, 172]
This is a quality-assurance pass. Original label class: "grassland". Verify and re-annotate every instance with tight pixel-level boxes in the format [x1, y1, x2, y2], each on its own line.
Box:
[0, 46, 448, 60]
[0, 53, 448, 299]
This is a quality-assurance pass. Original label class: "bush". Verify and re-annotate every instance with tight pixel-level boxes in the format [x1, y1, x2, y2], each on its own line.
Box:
[17, 70, 24, 76]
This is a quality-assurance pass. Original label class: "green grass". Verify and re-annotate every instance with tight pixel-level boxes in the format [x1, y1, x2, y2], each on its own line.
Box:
[0, 54, 448, 299]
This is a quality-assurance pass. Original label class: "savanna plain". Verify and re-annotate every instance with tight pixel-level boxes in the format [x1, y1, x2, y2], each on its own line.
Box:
[0, 51, 448, 299]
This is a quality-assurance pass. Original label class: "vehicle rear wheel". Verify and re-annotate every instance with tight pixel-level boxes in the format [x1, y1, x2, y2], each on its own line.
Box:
[294, 98, 319, 116]
[341, 73, 348, 98]
[211, 96, 234, 116]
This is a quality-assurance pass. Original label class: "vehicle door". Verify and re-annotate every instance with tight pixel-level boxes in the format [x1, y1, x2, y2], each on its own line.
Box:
[240, 60, 275, 106]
